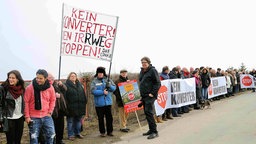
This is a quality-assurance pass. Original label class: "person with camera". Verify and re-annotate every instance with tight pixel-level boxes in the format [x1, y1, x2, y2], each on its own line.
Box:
[90, 66, 116, 137]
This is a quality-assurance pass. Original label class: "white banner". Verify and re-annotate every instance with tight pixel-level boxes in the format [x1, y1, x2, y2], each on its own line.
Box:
[240, 74, 256, 88]
[208, 76, 227, 99]
[60, 3, 118, 61]
[154, 78, 196, 116]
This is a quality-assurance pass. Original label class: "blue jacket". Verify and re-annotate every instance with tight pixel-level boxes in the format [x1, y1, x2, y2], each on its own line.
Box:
[91, 77, 116, 107]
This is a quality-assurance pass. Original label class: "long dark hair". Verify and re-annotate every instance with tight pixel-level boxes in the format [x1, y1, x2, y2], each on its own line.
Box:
[1, 70, 25, 90]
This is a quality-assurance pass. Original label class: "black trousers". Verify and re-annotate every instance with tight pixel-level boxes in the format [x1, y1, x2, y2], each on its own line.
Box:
[143, 97, 157, 133]
[5, 116, 24, 144]
[162, 108, 171, 119]
[53, 113, 65, 144]
[95, 105, 113, 134]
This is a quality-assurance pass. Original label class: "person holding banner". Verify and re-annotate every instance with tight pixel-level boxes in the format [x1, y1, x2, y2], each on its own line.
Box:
[168, 67, 181, 117]
[159, 66, 173, 121]
[91, 67, 116, 137]
[139, 56, 161, 139]
[249, 69, 256, 92]
[113, 69, 130, 133]
[192, 70, 203, 109]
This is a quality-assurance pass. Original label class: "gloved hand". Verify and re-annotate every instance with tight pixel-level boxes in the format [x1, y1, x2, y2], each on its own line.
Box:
[105, 81, 111, 90]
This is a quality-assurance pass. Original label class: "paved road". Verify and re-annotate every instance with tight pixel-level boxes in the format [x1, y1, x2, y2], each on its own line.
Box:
[114, 91, 256, 144]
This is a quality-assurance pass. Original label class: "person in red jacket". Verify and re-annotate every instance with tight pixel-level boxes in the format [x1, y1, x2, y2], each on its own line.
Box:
[24, 69, 56, 144]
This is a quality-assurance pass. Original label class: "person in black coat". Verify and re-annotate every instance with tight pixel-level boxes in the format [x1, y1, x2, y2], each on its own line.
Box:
[48, 73, 67, 144]
[139, 56, 161, 140]
[65, 72, 87, 140]
[200, 68, 211, 100]
[168, 67, 181, 117]
[0, 70, 25, 144]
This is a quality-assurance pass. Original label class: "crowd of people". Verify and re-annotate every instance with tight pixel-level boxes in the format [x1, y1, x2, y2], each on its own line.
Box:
[0, 56, 256, 143]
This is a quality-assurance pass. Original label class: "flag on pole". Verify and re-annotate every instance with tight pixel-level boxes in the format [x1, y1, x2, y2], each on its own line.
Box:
[60, 3, 118, 62]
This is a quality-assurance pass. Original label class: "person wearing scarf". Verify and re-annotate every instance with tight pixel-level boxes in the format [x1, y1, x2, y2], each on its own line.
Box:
[24, 69, 56, 144]
[0, 70, 25, 144]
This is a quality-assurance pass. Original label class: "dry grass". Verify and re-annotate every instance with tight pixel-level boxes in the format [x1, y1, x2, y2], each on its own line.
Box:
[0, 72, 144, 144]
[0, 110, 147, 144]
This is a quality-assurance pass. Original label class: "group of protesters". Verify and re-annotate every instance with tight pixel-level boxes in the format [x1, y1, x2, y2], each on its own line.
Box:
[1, 56, 256, 143]
[154, 65, 256, 125]
[0, 69, 87, 144]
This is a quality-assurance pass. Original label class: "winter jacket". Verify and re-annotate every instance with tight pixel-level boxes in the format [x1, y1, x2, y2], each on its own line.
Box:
[113, 75, 128, 107]
[168, 71, 179, 79]
[65, 79, 87, 117]
[139, 65, 161, 99]
[24, 84, 56, 118]
[200, 72, 211, 88]
[0, 86, 5, 122]
[91, 77, 116, 107]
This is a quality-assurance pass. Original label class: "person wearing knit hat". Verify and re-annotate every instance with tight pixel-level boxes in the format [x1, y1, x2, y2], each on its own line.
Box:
[91, 66, 116, 137]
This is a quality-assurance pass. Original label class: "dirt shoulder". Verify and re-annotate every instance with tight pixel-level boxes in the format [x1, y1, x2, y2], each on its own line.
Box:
[0, 110, 147, 144]
[63, 112, 148, 144]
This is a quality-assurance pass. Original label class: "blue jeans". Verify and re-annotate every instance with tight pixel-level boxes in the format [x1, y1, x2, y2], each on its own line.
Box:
[66, 116, 82, 137]
[29, 116, 55, 144]
[201, 87, 208, 100]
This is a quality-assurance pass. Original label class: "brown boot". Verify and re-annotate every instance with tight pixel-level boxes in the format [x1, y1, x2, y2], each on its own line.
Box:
[155, 116, 163, 123]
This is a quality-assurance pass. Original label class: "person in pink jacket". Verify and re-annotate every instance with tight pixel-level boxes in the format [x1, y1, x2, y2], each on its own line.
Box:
[24, 69, 56, 144]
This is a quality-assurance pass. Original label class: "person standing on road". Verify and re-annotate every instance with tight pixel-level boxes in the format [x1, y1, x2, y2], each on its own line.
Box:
[139, 56, 161, 139]
[200, 68, 211, 100]
[168, 67, 181, 117]
[160, 66, 173, 121]
[91, 67, 116, 137]
[113, 69, 130, 133]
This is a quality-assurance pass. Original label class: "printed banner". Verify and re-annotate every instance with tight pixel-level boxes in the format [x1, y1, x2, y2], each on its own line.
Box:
[154, 78, 196, 116]
[61, 3, 118, 61]
[208, 76, 227, 99]
[118, 80, 143, 113]
[240, 74, 256, 88]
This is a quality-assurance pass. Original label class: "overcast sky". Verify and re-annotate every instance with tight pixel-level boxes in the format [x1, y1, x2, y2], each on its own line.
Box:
[1, 0, 256, 80]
